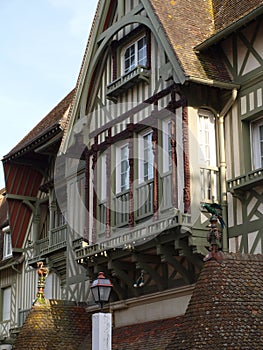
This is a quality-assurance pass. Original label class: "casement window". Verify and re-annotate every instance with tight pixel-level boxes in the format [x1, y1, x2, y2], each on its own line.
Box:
[198, 110, 218, 202]
[116, 144, 130, 193]
[143, 132, 154, 181]
[100, 153, 107, 200]
[198, 110, 217, 167]
[251, 118, 263, 169]
[1, 286, 11, 321]
[3, 226, 12, 259]
[163, 120, 172, 173]
[123, 36, 147, 74]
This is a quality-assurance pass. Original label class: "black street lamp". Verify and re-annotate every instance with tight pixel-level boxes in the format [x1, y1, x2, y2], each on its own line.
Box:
[91, 272, 113, 310]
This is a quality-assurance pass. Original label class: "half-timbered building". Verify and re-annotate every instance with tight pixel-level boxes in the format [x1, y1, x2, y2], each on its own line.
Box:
[60, 0, 246, 327]
[1, 0, 263, 348]
[0, 90, 90, 347]
[220, 2, 263, 255]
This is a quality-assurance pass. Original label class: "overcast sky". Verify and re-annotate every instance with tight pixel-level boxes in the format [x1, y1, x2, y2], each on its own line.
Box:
[0, 0, 98, 188]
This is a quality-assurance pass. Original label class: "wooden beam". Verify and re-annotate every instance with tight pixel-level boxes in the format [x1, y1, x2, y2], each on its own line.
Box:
[158, 245, 194, 284]
[132, 253, 164, 291]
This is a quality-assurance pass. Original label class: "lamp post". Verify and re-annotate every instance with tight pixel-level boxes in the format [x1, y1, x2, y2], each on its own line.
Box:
[91, 272, 113, 350]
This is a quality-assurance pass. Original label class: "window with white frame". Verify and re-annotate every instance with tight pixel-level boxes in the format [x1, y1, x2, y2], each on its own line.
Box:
[1, 286, 11, 321]
[116, 144, 130, 193]
[163, 119, 172, 173]
[198, 110, 217, 167]
[251, 118, 263, 169]
[99, 152, 107, 200]
[123, 36, 147, 74]
[3, 226, 12, 259]
[143, 131, 154, 182]
[198, 110, 217, 202]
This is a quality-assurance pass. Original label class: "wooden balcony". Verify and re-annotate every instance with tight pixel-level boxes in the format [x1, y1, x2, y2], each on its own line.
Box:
[28, 224, 67, 266]
[227, 167, 263, 194]
[75, 209, 191, 260]
[106, 65, 150, 100]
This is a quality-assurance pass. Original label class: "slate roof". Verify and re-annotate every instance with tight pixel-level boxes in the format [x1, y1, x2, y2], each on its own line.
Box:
[166, 253, 263, 349]
[13, 300, 91, 350]
[3, 89, 75, 160]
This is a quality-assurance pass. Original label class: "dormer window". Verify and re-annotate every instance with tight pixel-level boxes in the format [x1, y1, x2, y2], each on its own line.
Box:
[107, 32, 150, 100]
[3, 226, 12, 259]
[123, 36, 147, 74]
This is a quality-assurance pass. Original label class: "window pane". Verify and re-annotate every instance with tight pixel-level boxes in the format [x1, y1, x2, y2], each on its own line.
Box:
[120, 145, 130, 191]
[143, 133, 154, 181]
[138, 37, 147, 66]
[124, 44, 136, 73]
[198, 113, 216, 166]
[2, 287, 11, 321]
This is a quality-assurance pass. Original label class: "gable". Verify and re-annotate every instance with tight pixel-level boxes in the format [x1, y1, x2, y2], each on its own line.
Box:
[63, 0, 220, 153]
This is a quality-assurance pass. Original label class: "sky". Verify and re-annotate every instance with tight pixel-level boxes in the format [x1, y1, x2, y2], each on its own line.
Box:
[0, 0, 98, 189]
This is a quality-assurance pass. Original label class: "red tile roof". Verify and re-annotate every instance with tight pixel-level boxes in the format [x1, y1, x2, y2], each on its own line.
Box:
[212, 0, 263, 32]
[112, 316, 183, 350]
[149, 0, 263, 83]
[166, 253, 263, 349]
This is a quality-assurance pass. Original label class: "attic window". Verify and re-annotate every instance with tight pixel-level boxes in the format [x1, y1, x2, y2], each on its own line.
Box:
[123, 36, 147, 74]
[3, 226, 12, 259]
[107, 32, 150, 100]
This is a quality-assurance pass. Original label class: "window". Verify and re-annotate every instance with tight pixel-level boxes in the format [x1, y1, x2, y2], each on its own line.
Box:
[143, 132, 154, 181]
[116, 144, 130, 193]
[251, 118, 263, 169]
[120, 145, 130, 192]
[198, 110, 218, 202]
[3, 226, 12, 259]
[2, 286, 11, 321]
[198, 110, 216, 166]
[123, 36, 147, 74]
[163, 120, 172, 173]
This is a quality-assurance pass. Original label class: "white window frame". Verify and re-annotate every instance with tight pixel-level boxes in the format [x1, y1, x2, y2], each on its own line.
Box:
[122, 35, 147, 75]
[99, 152, 107, 200]
[162, 119, 172, 173]
[198, 109, 217, 167]
[116, 143, 130, 193]
[3, 226, 12, 259]
[2, 286, 11, 321]
[251, 117, 263, 170]
[138, 130, 154, 183]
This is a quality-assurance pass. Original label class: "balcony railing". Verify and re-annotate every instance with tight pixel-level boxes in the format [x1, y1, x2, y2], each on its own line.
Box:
[0, 320, 10, 338]
[75, 210, 191, 259]
[161, 172, 173, 210]
[227, 167, 263, 193]
[31, 224, 67, 259]
[106, 66, 150, 100]
[115, 190, 130, 227]
[136, 180, 154, 219]
[200, 166, 219, 202]
[18, 308, 31, 327]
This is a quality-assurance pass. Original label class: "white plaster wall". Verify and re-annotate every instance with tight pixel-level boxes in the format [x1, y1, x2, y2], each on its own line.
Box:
[113, 289, 192, 327]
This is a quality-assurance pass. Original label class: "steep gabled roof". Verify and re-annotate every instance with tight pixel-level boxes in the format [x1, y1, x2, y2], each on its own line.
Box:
[213, 0, 263, 33]
[166, 253, 263, 349]
[2, 90, 75, 250]
[3, 89, 75, 160]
